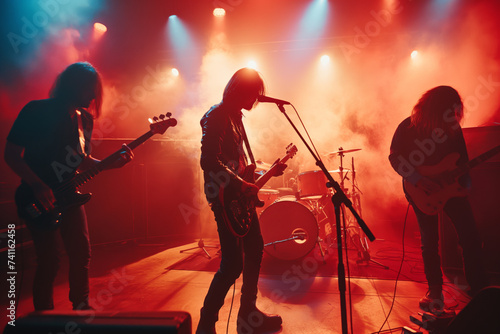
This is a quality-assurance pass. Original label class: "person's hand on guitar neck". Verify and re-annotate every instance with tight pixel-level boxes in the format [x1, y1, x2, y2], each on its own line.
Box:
[271, 159, 287, 177]
[106, 144, 134, 170]
[415, 176, 441, 195]
[84, 144, 134, 171]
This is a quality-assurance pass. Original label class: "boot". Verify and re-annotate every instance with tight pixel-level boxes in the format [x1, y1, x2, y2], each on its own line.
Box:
[196, 308, 216, 334]
[237, 305, 282, 334]
[419, 286, 444, 314]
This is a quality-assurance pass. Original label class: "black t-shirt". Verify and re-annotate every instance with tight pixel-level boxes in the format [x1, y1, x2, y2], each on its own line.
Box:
[7, 98, 93, 186]
[388, 116, 469, 185]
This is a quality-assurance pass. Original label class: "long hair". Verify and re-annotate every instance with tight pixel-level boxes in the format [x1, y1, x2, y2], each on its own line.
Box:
[49, 62, 103, 118]
[222, 67, 265, 107]
[411, 85, 463, 135]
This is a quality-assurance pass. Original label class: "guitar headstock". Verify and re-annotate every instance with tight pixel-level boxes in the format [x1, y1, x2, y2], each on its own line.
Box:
[148, 113, 177, 135]
[286, 143, 298, 158]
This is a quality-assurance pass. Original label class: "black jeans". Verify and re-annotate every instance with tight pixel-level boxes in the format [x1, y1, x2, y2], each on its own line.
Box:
[27, 205, 91, 310]
[409, 195, 488, 293]
[201, 203, 264, 320]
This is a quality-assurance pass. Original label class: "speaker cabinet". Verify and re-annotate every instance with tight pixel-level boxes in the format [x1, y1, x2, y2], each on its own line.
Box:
[444, 287, 500, 334]
[440, 126, 500, 274]
[3, 311, 191, 334]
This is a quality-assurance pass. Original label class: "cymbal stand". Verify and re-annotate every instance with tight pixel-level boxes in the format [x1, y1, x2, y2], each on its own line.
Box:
[180, 238, 219, 259]
[337, 147, 347, 193]
[348, 158, 388, 270]
[179, 168, 219, 259]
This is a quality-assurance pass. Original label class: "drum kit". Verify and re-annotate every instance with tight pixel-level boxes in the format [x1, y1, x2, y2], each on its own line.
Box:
[258, 147, 371, 263]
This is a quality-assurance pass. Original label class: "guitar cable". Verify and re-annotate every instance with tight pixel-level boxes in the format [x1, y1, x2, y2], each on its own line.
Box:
[375, 203, 410, 334]
[227, 282, 236, 334]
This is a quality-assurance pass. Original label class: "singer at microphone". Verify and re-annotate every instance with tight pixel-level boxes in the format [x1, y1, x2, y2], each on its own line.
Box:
[257, 95, 291, 105]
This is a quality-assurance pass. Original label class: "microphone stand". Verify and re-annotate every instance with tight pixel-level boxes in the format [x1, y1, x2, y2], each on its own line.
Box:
[275, 103, 376, 334]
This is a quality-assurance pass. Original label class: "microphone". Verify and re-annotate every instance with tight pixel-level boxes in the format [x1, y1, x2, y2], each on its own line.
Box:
[257, 95, 291, 105]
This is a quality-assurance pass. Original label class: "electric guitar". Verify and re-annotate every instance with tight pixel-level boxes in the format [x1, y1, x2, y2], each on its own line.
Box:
[220, 143, 298, 237]
[404, 144, 500, 215]
[15, 114, 177, 230]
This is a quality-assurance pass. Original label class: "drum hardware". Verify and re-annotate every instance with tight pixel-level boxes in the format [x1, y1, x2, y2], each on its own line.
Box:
[265, 103, 374, 334]
[263, 228, 307, 247]
[260, 197, 326, 262]
[334, 153, 387, 269]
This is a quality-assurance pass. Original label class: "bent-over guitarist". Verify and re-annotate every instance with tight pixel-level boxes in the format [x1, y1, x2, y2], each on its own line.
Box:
[197, 68, 286, 334]
[4, 62, 133, 311]
[388, 85, 489, 314]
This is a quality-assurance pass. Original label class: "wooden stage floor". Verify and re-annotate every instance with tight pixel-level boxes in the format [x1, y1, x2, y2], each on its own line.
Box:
[4, 238, 482, 334]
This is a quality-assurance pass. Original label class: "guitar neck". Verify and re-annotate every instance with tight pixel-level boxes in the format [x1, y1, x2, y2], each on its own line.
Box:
[71, 130, 155, 188]
[454, 144, 500, 178]
[255, 154, 292, 189]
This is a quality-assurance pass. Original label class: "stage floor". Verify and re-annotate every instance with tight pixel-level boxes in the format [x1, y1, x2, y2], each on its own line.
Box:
[5, 238, 480, 333]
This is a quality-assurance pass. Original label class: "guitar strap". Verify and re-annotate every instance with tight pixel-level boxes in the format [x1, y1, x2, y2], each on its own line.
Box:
[238, 117, 256, 166]
[75, 109, 87, 157]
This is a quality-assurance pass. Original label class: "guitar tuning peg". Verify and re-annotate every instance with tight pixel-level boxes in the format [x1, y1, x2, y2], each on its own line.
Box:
[153, 116, 159, 122]
[159, 114, 165, 120]
[166, 112, 172, 118]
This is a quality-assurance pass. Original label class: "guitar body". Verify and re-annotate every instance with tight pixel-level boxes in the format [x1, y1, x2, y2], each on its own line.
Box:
[220, 164, 264, 237]
[404, 153, 467, 215]
[220, 144, 298, 237]
[15, 182, 92, 230]
[12, 115, 176, 231]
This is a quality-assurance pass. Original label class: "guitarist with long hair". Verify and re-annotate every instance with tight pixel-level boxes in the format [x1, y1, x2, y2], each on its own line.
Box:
[4, 62, 133, 311]
[197, 68, 286, 334]
[389, 86, 489, 313]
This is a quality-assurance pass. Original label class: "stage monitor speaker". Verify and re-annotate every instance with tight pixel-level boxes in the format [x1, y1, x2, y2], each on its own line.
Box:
[444, 286, 500, 334]
[3, 311, 191, 334]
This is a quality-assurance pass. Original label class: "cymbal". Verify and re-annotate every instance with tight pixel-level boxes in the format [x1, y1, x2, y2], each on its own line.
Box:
[259, 188, 279, 194]
[327, 148, 361, 156]
[255, 160, 272, 170]
[329, 169, 351, 173]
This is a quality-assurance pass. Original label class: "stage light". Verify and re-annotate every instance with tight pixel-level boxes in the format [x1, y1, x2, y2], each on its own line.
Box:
[171, 68, 179, 77]
[213, 8, 226, 17]
[93, 22, 107, 33]
[247, 60, 257, 69]
[320, 55, 330, 65]
[166, 15, 195, 56]
[295, 0, 329, 41]
[411, 50, 418, 59]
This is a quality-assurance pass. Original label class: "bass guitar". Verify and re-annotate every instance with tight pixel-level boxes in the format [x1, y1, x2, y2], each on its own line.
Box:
[404, 144, 500, 215]
[220, 143, 298, 237]
[15, 114, 177, 230]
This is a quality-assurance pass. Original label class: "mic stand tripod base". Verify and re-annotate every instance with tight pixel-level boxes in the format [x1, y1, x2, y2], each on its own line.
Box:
[180, 239, 219, 259]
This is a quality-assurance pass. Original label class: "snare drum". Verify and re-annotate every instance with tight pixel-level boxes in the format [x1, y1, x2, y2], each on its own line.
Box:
[256, 188, 279, 216]
[260, 196, 318, 260]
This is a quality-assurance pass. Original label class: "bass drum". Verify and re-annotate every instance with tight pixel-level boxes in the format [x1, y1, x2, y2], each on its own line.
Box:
[260, 196, 318, 260]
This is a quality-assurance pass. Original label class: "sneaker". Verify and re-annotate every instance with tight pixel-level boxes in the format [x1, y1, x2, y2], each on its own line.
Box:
[419, 290, 445, 314]
[237, 307, 282, 334]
